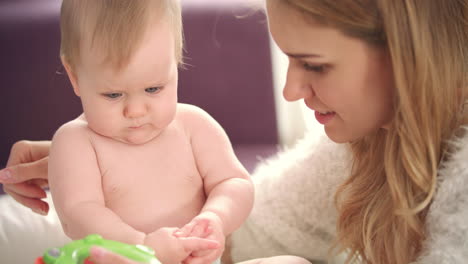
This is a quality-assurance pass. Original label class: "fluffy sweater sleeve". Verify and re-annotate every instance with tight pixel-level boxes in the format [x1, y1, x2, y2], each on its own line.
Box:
[230, 129, 468, 263]
[230, 132, 351, 263]
[413, 132, 468, 263]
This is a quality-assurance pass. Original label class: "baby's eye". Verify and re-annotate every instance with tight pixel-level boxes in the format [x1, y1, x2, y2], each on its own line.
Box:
[303, 63, 326, 73]
[145, 87, 162, 94]
[103, 93, 122, 99]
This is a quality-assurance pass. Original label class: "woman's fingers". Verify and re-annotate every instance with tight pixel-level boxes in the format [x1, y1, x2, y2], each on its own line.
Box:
[6, 140, 51, 167]
[3, 187, 49, 215]
[3, 182, 47, 199]
[0, 157, 49, 184]
[0, 140, 50, 213]
[1, 169, 50, 214]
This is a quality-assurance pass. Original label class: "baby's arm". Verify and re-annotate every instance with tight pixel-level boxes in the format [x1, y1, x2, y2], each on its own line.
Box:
[192, 109, 254, 235]
[48, 120, 145, 245]
[176, 105, 254, 263]
[181, 105, 254, 235]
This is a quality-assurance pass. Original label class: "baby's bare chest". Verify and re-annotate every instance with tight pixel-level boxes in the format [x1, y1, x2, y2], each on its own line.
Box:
[90, 132, 205, 231]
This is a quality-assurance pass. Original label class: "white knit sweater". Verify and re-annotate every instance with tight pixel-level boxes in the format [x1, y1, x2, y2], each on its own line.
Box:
[230, 130, 468, 263]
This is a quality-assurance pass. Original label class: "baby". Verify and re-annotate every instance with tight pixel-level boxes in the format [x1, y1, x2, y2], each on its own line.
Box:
[48, 1, 254, 263]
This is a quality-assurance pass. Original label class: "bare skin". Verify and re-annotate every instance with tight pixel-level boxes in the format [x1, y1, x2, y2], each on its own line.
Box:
[43, 17, 254, 264]
[2, 143, 309, 264]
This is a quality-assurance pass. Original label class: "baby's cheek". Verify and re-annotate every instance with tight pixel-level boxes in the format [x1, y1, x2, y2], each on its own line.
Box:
[155, 103, 177, 127]
[87, 116, 119, 137]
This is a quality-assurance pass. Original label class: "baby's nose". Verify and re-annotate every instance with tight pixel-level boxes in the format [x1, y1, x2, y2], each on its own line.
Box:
[124, 101, 147, 119]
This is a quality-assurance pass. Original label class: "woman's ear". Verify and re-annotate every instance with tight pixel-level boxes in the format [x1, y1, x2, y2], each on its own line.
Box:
[61, 57, 81, 97]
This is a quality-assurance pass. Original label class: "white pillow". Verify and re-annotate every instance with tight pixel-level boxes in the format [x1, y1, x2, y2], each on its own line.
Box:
[0, 192, 70, 263]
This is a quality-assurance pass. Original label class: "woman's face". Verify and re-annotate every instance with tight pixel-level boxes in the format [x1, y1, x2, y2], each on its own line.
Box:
[267, 1, 395, 143]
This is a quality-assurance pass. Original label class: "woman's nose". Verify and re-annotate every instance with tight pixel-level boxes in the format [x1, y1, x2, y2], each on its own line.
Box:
[282, 67, 314, 102]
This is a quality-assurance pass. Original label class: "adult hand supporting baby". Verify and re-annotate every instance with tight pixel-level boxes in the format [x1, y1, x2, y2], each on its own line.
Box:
[0, 140, 51, 215]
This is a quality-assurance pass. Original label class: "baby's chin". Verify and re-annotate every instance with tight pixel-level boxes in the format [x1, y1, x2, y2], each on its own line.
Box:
[96, 130, 158, 145]
[92, 126, 164, 145]
[115, 135, 158, 145]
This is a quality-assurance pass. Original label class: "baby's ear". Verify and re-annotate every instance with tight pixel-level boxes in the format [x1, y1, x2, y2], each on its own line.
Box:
[61, 57, 80, 97]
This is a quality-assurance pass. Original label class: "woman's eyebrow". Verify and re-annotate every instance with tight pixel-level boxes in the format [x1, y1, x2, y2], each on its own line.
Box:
[285, 52, 322, 59]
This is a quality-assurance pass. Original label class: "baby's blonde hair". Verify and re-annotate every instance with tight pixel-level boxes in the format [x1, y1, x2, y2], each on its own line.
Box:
[273, 0, 468, 263]
[60, 0, 183, 71]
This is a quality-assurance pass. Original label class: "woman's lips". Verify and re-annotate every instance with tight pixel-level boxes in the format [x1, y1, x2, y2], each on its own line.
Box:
[304, 100, 336, 125]
[315, 111, 336, 125]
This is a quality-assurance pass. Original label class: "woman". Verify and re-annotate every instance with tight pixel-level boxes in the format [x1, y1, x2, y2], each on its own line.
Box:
[2, 0, 467, 263]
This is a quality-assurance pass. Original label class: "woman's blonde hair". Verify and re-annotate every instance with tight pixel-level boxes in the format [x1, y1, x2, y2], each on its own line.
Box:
[279, 0, 468, 263]
[60, 0, 183, 71]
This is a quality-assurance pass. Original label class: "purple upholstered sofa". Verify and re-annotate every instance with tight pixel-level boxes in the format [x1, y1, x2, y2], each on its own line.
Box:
[0, 0, 278, 194]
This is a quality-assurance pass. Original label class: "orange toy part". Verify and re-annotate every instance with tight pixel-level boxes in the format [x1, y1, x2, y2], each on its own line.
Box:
[35, 256, 94, 264]
[84, 257, 95, 264]
[35, 257, 46, 264]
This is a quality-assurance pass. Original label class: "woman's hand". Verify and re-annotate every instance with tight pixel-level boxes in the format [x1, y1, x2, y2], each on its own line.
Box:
[0, 140, 51, 214]
[88, 247, 146, 264]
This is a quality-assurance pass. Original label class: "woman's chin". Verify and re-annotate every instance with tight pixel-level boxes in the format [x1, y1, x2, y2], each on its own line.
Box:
[324, 127, 355, 144]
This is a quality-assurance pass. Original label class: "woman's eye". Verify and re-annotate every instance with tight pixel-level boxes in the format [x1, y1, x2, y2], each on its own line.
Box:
[103, 93, 122, 99]
[303, 63, 326, 73]
[145, 87, 162, 94]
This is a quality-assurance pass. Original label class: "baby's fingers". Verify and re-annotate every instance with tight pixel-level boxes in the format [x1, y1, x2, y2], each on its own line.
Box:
[189, 249, 212, 258]
[174, 221, 196, 238]
[182, 252, 218, 264]
[190, 219, 211, 238]
[179, 237, 220, 252]
[175, 219, 211, 238]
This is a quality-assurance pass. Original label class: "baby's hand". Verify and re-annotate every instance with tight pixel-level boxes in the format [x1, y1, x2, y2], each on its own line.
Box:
[175, 212, 225, 264]
[144, 227, 220, 264]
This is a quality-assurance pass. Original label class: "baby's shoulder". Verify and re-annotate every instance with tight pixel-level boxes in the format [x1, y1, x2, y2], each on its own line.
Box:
[52, 118, 92, 143]
[49, 119, 100, 164]
[175, 103, 218, 126]
[174, 103, 224, 139]
[176, 103, 210, 117]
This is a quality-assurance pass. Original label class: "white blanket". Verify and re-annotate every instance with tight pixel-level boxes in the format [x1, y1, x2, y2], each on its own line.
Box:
[0, 193, 70, 263]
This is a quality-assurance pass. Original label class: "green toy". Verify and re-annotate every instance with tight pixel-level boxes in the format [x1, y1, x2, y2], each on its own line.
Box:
[35, 234, 161, 264]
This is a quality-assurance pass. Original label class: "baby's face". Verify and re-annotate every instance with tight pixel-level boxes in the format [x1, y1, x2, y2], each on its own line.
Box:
[74, 22, 178, 145]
